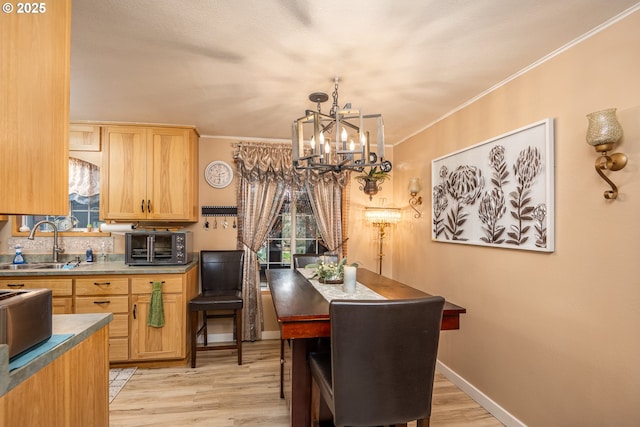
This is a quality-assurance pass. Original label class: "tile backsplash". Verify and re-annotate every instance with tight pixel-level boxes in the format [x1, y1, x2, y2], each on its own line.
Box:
[6, 235, 114, 257]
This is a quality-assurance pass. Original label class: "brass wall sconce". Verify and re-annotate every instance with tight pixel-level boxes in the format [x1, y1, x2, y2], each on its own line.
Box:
[408, 178, 423, 218]
[586, 108, 628, 200]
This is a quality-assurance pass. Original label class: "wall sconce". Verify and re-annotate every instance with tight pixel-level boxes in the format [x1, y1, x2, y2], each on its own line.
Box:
[365, 206, 401, 274]
[408, 178, 423, 218]
[586, 108, 628, 200]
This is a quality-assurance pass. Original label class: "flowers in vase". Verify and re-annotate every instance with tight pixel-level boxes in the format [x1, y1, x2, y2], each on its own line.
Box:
[307, 258, 358, 283]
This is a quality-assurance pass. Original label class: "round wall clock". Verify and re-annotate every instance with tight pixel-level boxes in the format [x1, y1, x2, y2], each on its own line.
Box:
[205, 160, 234, 188]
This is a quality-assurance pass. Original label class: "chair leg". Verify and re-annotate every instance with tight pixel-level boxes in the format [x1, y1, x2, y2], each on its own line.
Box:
[190, 310, 197, 368]
[236, 308, 243, 365]
[280, 338, 284, 398]
[203, 310, 208, 346]
[416, 418, 430, 427]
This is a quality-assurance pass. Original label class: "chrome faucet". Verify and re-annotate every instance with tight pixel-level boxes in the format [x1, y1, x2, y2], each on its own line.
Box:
[28, 220, 65, 263]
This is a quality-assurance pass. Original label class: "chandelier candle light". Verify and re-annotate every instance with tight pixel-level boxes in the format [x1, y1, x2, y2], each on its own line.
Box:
[292, 77, 392, 173]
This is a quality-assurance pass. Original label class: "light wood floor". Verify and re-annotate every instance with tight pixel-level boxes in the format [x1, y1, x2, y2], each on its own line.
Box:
[109, 339, 503, 427]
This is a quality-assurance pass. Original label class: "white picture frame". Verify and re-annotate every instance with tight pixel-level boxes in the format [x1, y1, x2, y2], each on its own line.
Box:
[431, 118, 554, 252]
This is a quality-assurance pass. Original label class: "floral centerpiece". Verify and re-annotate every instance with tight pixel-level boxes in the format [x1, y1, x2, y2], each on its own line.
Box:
[307, 258, 358, 284]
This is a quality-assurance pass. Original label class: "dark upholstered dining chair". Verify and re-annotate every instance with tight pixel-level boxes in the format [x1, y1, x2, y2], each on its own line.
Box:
[309, 296, 445, 427]
[292, 253, 320, 268]
[189, 250, 244, 367]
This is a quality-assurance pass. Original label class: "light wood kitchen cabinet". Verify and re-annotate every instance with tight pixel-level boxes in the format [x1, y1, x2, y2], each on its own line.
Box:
[130, 275, 186, 360]
[0, 0, 71, 215]
[100, 124, 199, 221]
[0, 321, 109, 427]
[75, 276, 130, 362]
[69, 123, 102, 151]
[0, 266, 197, 366]
[0, 278, 73, 314]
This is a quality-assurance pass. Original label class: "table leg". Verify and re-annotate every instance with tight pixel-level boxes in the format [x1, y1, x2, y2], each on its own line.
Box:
[290, 338, 312, 427]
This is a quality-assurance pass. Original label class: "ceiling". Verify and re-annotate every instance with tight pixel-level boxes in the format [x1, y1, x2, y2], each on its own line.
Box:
[70, 1, 639, 144]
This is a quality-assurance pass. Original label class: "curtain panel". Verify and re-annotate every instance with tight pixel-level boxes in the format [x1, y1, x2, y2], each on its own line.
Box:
[233, 142, 349, 341]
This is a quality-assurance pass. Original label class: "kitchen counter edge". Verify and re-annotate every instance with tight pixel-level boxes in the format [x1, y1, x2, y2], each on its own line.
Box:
[0, 259, 198, 277]
[0, 313, 113, 397]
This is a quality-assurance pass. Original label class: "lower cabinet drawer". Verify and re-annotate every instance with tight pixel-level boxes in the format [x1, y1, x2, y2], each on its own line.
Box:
[76, 295, 129, 314]
[110, 313, 129, 338]
[0, 278, 72, 297]
[53, 297, 73, 314]
[109, 337, 129, 362]
[75, 277, 129, 296]
[131, 276, 183, 294]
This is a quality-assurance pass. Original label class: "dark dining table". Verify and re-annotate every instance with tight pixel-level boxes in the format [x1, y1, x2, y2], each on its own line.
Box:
[266, 267, 466, 427]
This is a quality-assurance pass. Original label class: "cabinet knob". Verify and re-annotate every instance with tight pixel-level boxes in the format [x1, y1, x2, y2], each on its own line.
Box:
[141, 199, 145, 213]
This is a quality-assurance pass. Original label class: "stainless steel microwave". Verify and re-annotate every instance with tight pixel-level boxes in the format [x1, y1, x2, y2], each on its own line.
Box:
[125, 231, 193, 266]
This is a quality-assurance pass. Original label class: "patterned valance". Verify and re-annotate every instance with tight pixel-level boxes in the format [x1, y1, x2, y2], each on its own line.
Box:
[232, 141, 350, 187]
[69, 157, 100, 203]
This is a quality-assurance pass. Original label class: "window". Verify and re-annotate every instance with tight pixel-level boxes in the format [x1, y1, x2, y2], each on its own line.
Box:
[21, 157, 101, 233]
[258, 188, 327, 286]
[25, 198, 100, 232]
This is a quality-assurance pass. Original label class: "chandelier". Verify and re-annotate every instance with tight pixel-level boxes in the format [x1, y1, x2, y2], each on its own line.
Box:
[292, 77, 392, 174]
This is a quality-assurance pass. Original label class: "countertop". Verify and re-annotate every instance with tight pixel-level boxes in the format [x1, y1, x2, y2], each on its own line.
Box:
[0, 257, 198, 277]
[0, 313, 112, 397]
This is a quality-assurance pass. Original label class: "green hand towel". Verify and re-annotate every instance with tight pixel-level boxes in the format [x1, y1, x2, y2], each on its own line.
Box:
[147, 281, 165, 328]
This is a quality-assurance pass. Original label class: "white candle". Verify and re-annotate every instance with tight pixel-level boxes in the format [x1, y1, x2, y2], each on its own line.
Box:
[343, 265, 357, 294]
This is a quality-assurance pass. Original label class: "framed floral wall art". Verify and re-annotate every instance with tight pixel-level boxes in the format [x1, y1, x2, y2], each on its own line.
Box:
[431, 118, 554, 252]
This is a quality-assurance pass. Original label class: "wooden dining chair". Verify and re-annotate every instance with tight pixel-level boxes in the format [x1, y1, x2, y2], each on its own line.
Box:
[309, 297, 445, 427]
[189, 250, 244, 367]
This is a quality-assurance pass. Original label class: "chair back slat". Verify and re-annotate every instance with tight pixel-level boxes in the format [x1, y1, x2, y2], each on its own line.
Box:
[200, 250, 244, 293]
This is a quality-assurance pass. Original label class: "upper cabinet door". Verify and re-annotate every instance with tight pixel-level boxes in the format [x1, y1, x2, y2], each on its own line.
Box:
[0, 0, 71, 215]
[100, 124, 199, 222]
[101, 126, 148, 220]
[146, 127, 198, 221]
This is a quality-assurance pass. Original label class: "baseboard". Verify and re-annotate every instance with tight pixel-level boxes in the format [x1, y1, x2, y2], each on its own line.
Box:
[204, 330, 281, 343]
[436, 360, 527, 427]
[260, 330, 281, 340]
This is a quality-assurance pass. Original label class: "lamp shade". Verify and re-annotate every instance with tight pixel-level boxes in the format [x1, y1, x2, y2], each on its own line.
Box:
[365, 207, 401, 225]
[586, 108, 623, 147]
[408, 178, 421, 194]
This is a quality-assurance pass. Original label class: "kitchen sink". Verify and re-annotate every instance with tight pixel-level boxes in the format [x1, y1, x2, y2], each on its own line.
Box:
[0, 262, 78, 271]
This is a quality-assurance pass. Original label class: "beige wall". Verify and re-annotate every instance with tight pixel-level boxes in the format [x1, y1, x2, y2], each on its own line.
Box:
[387, 12, 640, 427]
[189, 137, 239, 252]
